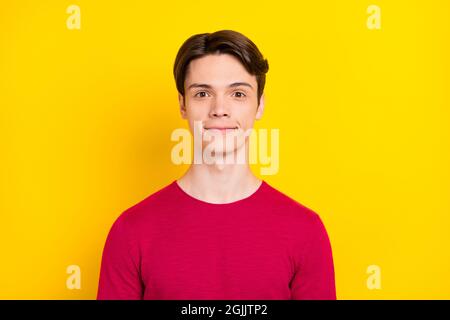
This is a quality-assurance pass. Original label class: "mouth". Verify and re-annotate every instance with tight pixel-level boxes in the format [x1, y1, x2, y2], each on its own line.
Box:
[203, 126, 238, 132]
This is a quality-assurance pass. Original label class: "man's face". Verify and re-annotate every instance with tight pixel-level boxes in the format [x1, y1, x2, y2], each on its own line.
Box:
[179, 53, 265, 156]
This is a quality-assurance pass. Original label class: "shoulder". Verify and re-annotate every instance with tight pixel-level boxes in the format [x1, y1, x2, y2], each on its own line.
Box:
[264, 182, 320, 222]
[262, 182, 333, 257]
[111, 180, 177, 230]
[261, 181, 325, 228]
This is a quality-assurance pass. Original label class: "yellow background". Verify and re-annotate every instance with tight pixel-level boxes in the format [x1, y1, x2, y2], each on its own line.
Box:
[1, 0, 449, 299]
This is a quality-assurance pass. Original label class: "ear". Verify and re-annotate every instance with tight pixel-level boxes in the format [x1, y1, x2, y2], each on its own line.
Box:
[178, 93, 187, 119]
[255, 93, 265, 120]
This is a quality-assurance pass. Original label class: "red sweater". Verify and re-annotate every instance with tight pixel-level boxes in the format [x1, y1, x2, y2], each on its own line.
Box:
[97, 180, 336, 300]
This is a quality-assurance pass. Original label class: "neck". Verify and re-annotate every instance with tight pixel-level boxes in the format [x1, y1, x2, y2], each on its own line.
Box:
[176, 143, 262, 204]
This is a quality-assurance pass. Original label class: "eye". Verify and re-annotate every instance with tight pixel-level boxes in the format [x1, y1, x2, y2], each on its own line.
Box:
[194, 91, 209, 98]
[233, 91, 246, 98]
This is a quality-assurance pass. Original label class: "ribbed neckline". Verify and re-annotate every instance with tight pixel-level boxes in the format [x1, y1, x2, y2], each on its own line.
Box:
[172, 179, 267, 207]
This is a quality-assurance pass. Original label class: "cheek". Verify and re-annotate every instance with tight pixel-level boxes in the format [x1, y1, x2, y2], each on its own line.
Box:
[185, 106, 208, 132]
[186, 103, 208, 120]
[234, 103, 258, 127]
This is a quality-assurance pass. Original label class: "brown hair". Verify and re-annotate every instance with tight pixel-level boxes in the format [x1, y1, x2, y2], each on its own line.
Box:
[173, 30, 269, 102]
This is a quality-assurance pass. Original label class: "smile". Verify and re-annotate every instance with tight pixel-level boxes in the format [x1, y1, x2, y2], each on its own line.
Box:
[204, 127, 238, 131]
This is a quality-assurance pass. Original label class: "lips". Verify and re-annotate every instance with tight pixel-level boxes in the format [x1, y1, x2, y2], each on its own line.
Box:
[203, 125, 238, 130]
[204, 127, 237, 130]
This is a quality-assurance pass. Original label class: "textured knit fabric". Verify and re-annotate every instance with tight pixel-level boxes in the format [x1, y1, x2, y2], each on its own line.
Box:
[97, 180, 336, 300]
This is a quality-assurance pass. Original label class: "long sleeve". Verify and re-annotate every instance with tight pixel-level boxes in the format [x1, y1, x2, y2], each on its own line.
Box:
[97, 213, 143, 300]
[290, 213, 336, 300]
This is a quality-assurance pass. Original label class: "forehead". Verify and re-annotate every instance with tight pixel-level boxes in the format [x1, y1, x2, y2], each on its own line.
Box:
[185, 54, 256, 88]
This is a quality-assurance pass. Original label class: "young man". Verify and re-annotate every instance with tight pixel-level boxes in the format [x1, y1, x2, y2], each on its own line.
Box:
[97, 30, 336, 300]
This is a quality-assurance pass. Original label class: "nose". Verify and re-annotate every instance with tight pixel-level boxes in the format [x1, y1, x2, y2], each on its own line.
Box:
[209, 97, 230, 118]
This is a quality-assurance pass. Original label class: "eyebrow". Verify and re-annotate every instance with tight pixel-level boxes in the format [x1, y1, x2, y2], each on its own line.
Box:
[187, 82, 254, 90]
